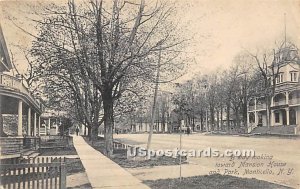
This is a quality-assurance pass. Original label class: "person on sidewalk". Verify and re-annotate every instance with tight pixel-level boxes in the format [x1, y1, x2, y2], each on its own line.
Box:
[76, 127, 80, 136]
[187, 126, 191, 135]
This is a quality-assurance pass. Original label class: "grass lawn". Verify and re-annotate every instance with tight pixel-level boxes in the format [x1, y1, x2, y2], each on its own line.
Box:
[87, 136, 295, 189]
[39, 146, 78, 156]
[143, 174, 292, 189]
[38, 140, 92, 189]
[39, 147, 84, 176]
[67, 183, 92, 189]
[83, 136, 187, 168]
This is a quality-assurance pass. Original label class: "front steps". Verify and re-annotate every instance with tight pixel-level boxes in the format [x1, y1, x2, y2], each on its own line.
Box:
[21, 150, 39, 159]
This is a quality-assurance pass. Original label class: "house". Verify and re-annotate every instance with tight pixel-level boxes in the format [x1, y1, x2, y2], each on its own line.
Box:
[0, 25, 43, 159]
[247, 45, 300, 135]
[40, 109, 68, 135]
[130, 119, 169, 133]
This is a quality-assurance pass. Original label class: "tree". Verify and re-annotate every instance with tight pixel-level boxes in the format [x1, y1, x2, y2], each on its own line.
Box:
[29, 0, 185, 156]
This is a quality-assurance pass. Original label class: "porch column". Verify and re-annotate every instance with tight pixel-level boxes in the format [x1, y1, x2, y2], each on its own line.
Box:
[254, 111, 258, 126]
[254, 98, 257, 110]
[247, 113, 250, 126]
[27, 107, 31, 136]
[55, 118, 58, 134]
[33, 112, 37, 136]
[38, 116, 41, 136]
[286, 108, 290, 126]
[286, 92, 289, 104]
[18, 100, 23, 136]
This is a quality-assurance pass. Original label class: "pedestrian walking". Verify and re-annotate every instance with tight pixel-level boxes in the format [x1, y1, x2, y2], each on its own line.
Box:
[187, 126, 191, 135]
[76, 127, 79, 136]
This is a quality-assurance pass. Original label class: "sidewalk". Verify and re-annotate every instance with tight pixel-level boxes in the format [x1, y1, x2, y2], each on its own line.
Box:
[73, 136, 150, 189]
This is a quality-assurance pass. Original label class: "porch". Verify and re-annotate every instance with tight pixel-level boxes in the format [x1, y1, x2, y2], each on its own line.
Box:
[0, 73, 43, 159]
[247, 107, 299, 134]
[0, 137, 40, 159]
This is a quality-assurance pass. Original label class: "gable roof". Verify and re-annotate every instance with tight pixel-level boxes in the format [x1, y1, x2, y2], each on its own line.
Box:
[0, 24, 12, 72]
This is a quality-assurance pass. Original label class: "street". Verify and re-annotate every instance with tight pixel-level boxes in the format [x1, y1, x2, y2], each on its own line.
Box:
[115, 133, 300, 188]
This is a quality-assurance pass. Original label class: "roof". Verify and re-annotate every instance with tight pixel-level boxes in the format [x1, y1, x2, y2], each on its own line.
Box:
[272, 44, 300, 67]
[0, 24, 12, 72]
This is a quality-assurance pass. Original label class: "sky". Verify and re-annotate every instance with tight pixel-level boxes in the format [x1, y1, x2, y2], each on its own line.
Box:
[0, 0, 300, 83]
[175, 0, 300, 79]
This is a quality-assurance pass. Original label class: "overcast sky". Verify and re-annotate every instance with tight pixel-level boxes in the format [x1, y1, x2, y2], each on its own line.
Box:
[1, 0, 300, 82]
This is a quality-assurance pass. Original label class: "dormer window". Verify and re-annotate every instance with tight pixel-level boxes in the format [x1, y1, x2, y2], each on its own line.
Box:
[290, 71, 298, 82]
[276, 73, 284, 84]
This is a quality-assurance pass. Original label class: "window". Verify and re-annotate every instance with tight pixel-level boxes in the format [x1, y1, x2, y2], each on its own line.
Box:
[290, 72, 298, 82]
[275, 112, 280, 123]
[276, 73, 284, 84]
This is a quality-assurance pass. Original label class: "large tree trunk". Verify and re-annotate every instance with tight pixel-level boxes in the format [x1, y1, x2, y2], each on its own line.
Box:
[162, 110, 166, 133]
[266, 95, 271, 130]
[242, 95, 248, 128]
[91, 123, 99, 141]
[192, 114, 195, 131]
[235, 108, 240, 130]
[210, 106, 215, 131]
[103, 92, 114, 157]
[226, 102, 230, 132]
[88, 126, 92, 140]
[200, 111, 203, 131]
[220, 105, 223, 131]
[216, 109, 219, 131]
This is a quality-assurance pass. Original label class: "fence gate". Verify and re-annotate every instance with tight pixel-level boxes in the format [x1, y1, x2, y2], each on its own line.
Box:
[0, 157, 66, 189]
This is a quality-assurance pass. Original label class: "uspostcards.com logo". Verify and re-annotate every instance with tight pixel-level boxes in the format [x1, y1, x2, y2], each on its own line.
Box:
[127, 147, 255, 159]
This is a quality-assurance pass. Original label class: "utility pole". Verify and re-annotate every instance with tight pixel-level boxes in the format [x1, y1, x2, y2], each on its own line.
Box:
[147, 46, 162, 150]
[179, 119, 182, 182]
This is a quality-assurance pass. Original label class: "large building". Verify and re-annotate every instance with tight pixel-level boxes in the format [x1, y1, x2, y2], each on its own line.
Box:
[247, 45, 300, 135]
[0, 25, 43, 159]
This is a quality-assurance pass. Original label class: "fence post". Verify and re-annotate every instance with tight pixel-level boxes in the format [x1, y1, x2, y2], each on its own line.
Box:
[59, 160, 66, 189]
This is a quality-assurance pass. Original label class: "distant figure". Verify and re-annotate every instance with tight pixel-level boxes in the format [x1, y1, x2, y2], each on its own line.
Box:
[187, 127, 191, 135]
[76, 127, 79, 136]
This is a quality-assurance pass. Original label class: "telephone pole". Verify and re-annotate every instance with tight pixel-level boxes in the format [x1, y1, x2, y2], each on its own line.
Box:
[147, 46, 162, 150]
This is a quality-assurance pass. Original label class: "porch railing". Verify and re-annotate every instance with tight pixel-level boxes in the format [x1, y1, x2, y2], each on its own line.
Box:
[273, 100, 286, 106]
[23, 137, 40, 150]
[248, 105, 255, 111]
[0, 73, 41, 108]
[256, 104, 266, 109]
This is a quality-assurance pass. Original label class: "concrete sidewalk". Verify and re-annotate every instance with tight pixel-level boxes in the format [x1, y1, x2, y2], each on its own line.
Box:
[73, 136, 150, 189]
